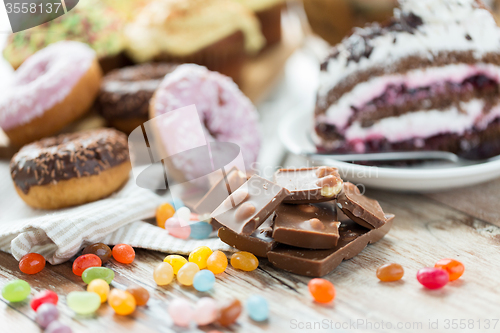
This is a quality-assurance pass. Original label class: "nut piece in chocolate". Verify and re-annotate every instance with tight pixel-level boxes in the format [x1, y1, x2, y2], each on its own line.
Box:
[274, 167, 343, 203]
[211, 175, 290, 235]
[338, 182, 387, 229]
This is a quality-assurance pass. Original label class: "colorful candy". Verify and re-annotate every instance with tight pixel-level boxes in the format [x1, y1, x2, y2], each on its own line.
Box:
[112, 244, 135, 264]
[194, 297, 219, 326]
[376, 263, 405, 282]
[175, 206, 191, 223]
[168, 298, 194, 327]
[156, 203, 176, 229]
[82, 243, 112, 263]
[189, 246, 213, 269]
[45, 321, 72, 333]
[308, 278, 336, 303]
[87, 279, 110, 303]
[163, 255, 188, 274]
[82, 267, 114, 284]
[35, 303, 59, 328]
[417, 268, 449, 289]
[108, 289, 136, 315]
[435, 259, 465, 281]
[165, 217, 191, 239]
[2, 279, 31, 302]
[193, 270, 216, 292]
[126, 286, 149, 306]
[153, 262, 174, 286]
[218, 299, 242, 327]
[19, 253, 46, 275]
[230, 251, 258, 272]
[177, 262, 200, 286]
[246, 295, 269, 322]
[206, 251, 228, 274]
[72, 254, 102, 276]
[67, 291, 101, 315]
[31, 290, 58, 311]
[189, 221, 212, 239]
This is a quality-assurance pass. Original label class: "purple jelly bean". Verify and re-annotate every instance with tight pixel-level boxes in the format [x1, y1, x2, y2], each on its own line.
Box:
[45, 321, 72, 333]
[36, 303, 59, 328]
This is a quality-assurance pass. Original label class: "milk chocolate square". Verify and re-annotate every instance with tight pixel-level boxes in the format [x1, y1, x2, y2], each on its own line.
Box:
[338, 182, 387, 229]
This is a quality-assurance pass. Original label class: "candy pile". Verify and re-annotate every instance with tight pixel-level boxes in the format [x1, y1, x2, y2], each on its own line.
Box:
[156, 201, 213, 240]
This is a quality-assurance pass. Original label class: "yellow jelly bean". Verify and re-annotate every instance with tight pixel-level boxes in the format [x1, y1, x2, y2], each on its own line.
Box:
[206, 250, 228, 274]
[231, 251, 259, 272]
[164, 255, 188, 275]
[188, 246, 213, 269]
[108, 289, 136, 316]
[87, 279, 110, 303]
[177, 262, 200, 286]
[154, 262, 174, 286]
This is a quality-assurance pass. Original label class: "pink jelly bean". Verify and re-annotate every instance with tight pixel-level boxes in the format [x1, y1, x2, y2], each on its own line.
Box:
[168, 298, 194, 327]
[165, 217, 191, 239]
[417, 267, 450, 289]
[195, 297, 219, 326]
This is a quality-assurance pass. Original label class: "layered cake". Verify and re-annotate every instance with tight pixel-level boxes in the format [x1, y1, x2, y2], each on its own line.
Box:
[313, 0, 500, 160]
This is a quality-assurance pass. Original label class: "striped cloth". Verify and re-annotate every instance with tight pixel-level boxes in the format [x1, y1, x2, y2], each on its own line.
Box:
[0, 162, 233, 265]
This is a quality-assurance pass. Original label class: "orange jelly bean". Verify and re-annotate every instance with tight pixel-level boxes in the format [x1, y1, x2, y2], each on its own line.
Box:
[376, 263, 404, 282]
[308, 278, 336, 303]
[112, 244, 135, 264]
[108, 289, 136, 315]
[156, 203, 176, 229]
[435, 258, 464, 281]
[218, 299, 242, 327]
[230, 252, 258, 272]
[19, 253, 46, 275]
[72, 254, 102, 276]
[206, 251, 228, 274]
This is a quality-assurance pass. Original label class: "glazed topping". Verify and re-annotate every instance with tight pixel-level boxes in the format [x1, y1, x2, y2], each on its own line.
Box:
[10, 129, 129, 193]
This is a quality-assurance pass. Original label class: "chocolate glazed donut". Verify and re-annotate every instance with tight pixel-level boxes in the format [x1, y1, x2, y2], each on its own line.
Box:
[10, 129, 131, 210]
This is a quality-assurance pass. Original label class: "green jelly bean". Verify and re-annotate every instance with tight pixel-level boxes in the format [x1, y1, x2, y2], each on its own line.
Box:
[82, 267, 114, 284]
[67, 291, 101, 315]
[2, 280, 31, 302]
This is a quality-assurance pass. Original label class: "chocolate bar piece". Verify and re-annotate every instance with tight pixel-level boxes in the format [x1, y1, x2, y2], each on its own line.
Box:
[273, 202, 340, 249]
[193, 167, 247, 214]
[338, 182, 387, 229]
[274, 167, 343, 203]
[218, 214, 277, 257]
[267, 214, 394, 277]
[211, 175, 290, 235]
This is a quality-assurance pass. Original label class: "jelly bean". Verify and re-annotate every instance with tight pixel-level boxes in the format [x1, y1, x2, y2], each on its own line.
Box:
[153, 262, 174, 286]
[308, 278, 336, 303]
[189, 221, 212, 239]
[246, 295, 269, 322]
[82, 267, 114, 284]
[194, 297, 219, 326]
[189, 246, 213, 269]
[435, 259, 465, 281]
[230, 251, 258, 272]
[19, 253, 46, 275]
[175, 206, 191, 223]
[36, 303, 59, 328]
[218, 299, 242, 327]
[168, 298, 194, 327]
[376, 263, 405, 282]
[112, 244, 135, 264]
[108, 289, 136, 315]
[82, 243, 112, 263]
[163, 255, 187, 274]
[169, 197, 185, 210]
[206, 251, 228, 274]
[72, 254, 102, 276]
[67, 291, 101, 315]
[417, 267, 449, 289]
[46, 321, 72, 333]
[193, 270, 215, 292]
[177, 262, 200, 286]
[31, 290, 58, 311]
[156, 203, 176, 229]
[165, 217, 191, 239]
[126, 286, 149, 306]
[87, 279, 110, 303]
[2, 279, 31, 302]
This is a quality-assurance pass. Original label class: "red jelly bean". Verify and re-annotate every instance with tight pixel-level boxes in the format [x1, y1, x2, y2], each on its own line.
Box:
[112, 244, 135, 264]
[31, 290, 58, 311]
[19, 253, 46, 275]
[308, 278, 336, 303]
[417, 268, 449, 289]
[434, 259, 464, 281]
[72, 254, 102, 276]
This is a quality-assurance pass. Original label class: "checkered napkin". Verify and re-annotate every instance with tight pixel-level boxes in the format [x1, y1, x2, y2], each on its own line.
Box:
[0, 162, 233, 265]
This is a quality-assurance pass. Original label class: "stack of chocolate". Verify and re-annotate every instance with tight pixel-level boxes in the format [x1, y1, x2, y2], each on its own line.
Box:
[198, 167, 394, 277]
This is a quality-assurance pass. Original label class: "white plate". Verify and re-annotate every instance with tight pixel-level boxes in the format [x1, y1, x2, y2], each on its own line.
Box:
[280, 111, 500, 192]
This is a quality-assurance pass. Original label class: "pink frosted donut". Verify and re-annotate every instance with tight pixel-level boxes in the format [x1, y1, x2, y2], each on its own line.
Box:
[149, 64, 260, 178]
[0, 41, 102, 146]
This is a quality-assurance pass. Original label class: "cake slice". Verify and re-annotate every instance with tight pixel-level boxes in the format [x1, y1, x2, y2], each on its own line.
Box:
[313, 0, 500, 160]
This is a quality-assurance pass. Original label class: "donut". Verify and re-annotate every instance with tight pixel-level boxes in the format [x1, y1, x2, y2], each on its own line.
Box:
[96, 63, 177, 134]
[149, 64, 260, 180]
[10, 128, 131, 210]
[0, 41, 102, 147]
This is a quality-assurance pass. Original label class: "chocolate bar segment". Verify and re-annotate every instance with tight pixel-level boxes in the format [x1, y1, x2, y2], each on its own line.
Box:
[267, 214, 394, 277]
[338, 182, 387, 229]
[273, 202, 340, 249]
[218, 214, 277, 257]
[274, 167, 343, 203]
[211, 175, 290, 235]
